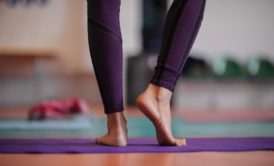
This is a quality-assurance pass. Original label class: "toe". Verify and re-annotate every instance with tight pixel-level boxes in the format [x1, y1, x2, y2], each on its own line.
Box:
[174, 139, 182, 146]
[174, 138, 186, 146]
[182, 138, 187, 146]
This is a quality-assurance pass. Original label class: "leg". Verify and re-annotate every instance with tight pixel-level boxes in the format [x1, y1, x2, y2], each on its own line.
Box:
[87, 0, 127, 146]
[137, 0, 206, 146]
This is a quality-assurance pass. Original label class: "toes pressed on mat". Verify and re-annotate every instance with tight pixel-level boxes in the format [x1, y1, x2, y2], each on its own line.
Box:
[177, 138, 187, 146]
[158, 138, 187, 147]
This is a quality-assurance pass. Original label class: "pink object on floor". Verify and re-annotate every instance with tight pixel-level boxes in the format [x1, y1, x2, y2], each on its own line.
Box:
[28, 98, 91, 120]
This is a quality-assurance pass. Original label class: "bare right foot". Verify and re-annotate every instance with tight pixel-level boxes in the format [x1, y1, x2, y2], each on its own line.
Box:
[136, 84, 186, 146]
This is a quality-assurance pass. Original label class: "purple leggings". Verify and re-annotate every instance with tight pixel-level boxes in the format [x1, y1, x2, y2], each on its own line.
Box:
[87, 0, 206, 114]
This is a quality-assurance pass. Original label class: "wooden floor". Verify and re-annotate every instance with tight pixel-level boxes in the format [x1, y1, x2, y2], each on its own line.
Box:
[1, 151, 274, 166]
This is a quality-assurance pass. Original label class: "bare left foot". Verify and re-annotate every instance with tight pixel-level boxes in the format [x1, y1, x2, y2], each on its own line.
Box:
[96, 112, 128, 146]
[136, 84, 186, 146]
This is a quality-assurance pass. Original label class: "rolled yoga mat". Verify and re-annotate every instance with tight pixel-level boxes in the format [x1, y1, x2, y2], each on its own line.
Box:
[0, 137, 274, 153]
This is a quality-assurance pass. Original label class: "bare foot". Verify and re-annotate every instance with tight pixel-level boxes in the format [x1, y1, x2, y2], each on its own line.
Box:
[136, 84, 186, 146]
[96, 112, 128, 146]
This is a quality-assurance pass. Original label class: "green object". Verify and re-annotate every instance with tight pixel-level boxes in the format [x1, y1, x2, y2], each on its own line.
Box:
[212, 56, 246, 79]
[248, 57, 274, 79]
[182, 57, 212, 79]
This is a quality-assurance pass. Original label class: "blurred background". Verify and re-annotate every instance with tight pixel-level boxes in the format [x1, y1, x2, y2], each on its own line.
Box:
[0, 0, 274, 138]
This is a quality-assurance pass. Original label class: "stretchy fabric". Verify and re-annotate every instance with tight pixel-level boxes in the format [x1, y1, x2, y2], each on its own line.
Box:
[87, 0, 206, 114]
[150, 0, 206, 91]
[87, 0, 124, 114]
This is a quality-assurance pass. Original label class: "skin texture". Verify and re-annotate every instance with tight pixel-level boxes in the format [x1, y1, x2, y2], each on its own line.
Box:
[96, 111, 128, 146]
[96, 84, 186, 146]
[136, 84, 186, 146]
[90, 0, 205, 147]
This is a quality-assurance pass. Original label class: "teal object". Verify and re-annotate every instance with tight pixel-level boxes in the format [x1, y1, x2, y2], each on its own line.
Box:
[248, 57, 274, 79]
[212, 56, 246, 79]
[1, 117, 274, 139]
[0, 115, 94, 130]
[106, 117, 274, 137]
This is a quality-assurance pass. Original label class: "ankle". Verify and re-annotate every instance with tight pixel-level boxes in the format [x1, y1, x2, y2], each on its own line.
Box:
[107, 112, 126, 124]
[147, 83, 172, 102]
[157, 87, 172, 101]
[106, 112, 127, 134]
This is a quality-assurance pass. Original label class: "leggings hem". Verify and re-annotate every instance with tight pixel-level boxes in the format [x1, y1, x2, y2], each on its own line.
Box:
[104, 106, 124, 114]
[150, 79, 174, 93]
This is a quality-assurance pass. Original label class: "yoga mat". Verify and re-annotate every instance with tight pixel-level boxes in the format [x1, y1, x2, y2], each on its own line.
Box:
[127, 118, 274, 137]
[182, 111, 274, 123]
[0, 115, 94, 130]
[0, 137, 274, 154]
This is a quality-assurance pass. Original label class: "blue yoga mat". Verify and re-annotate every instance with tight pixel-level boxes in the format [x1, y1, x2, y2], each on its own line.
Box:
[0, 137, 274, 153]
[0, 115, 94, 130]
